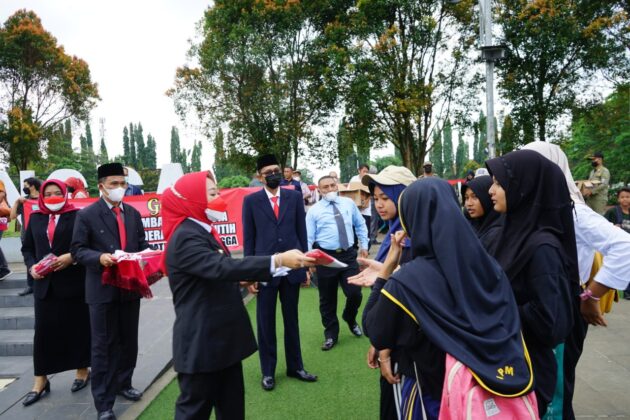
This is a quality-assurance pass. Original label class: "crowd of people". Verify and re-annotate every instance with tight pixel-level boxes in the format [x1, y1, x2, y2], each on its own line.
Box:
[1, 144, 629, 420]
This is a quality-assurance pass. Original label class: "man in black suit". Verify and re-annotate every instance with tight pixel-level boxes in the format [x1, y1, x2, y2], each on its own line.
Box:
[242, 155, 317, 391]
[162, 170, 315, 419]
[71, 163, 149, 420]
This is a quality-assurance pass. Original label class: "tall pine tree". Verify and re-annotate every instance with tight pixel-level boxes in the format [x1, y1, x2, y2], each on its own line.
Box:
[171, 126, 181, 164]
[99, 138, 109, 164]
[135, 122, 145, 168]
[455, 131, 468, 177]
[429, 130, 443, 177]
[122, 126, 130, 165]
[191, 141, 202, 172]
[129, 123, 137, 167]
[145, 134, 157, 169]
[85, 122, 93, 152]
[442, 119, 454, 179]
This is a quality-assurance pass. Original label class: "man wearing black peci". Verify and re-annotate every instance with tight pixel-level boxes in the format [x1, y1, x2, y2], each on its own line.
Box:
[71, 163, 149, 420]
[242, 154, 317, 391]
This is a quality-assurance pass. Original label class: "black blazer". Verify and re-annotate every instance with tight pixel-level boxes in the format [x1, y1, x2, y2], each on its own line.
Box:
[21, 211, 86, 300]
[166, 219, 272, 374]
[242, 188, 307, 286]
[71, 199, 149, 304]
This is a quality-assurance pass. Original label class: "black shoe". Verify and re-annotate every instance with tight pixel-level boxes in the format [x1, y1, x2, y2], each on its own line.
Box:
[0, 270, 12, 281]
[118, 387, 142, 401]
[97, 409, 117, 420]
[18, 286, 33, 296]
[287, 369, 318, 382]
[71, 372, 90, 392]
[22, 381, 50, 406]
[321, 338, 336, 351]
[348, 323, 363, 337]
[261, 376, 275, 391]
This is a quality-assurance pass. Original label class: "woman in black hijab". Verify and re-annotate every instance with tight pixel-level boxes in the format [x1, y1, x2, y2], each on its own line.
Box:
[366, 178, 532, 419]
[461, 175, 504, 255]
[486, 149, 579, 416]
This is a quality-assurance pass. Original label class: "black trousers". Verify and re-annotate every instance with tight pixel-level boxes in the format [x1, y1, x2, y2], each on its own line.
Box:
[89, 300, 140, 412]
[315, 248, 362, 340]
[256, 279, 303, 377]
[562, 297, 588, 420]
[175, 362, 245, 420]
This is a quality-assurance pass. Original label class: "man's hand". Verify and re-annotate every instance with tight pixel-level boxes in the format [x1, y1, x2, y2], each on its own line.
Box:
[99, 253, 117, 267]
[309, 266, 317, 274]
[15, 197, 26, 205]
[246, 282, 259, 295]
[581, 298, 607, 327]
[378, 349, 400, 384]
[301, 271, 311, 288]
[52, 253, 74, 271]
[359, 248, 369, 259]
[367, 345, 379, 369]
[348, 258, 384, 287]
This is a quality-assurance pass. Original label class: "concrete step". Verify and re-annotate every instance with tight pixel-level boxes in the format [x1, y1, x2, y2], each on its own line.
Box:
[0, 307, 34, 330]
[0, 329, 33, 356]
[0, 289, 34, 308]
[0, 356, 31, 378]
[0, 277, 28, 290]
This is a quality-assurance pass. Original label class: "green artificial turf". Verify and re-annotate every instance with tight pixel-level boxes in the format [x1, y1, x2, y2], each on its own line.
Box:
[139, 287, 379, 420]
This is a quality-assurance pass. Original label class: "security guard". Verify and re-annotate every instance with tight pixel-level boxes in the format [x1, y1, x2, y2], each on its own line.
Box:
[584, 151, 610, 215]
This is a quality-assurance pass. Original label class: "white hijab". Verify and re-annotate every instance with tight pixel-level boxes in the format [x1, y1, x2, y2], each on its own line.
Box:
[521, 142, 585, 205]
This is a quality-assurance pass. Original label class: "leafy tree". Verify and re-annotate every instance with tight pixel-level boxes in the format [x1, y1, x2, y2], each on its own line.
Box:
[429, 130, 443, 177]
[496, 0, 628, 142]
[473, 112, 488, 163]
[336, 0, 479, 174]
[170, 126, 181, 165]
[169, 0, 340, 169]
[442, 120, 454, 178]
[564, 84, 629, 184]
[85, 122, 93, 152]
[498, 115, 519, 154]
[455, 132, 468, 177]
[373, 155, 403, 173]
[0, 10, 99, 172]
[218, 175, 251, 189]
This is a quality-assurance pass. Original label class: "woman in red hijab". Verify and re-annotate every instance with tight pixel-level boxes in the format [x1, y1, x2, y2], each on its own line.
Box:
[65, 177, 89, 199]
[21, 179, 91, 407]
[163, 171, 314, 420]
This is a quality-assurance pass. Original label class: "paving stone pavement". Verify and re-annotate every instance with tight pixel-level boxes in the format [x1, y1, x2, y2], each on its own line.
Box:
[1, 259, 629, 418]
[0, 272, 174, 420]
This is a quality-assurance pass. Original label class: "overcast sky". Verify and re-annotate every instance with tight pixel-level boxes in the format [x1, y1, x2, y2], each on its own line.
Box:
[1, 0, 212, 169]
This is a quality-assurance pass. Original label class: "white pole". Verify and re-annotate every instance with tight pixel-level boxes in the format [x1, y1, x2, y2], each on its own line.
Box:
[481, 0, 497, 158]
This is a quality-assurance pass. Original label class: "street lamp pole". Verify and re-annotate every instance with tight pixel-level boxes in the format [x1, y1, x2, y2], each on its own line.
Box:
[480, 0, 497, 159]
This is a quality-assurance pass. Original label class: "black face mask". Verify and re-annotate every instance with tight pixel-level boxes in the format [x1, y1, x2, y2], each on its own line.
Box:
[591, 161, 599, 168]
[22, 187, 30, 196]
[424, 165, 433, 173]
[265, 173, 282, 189]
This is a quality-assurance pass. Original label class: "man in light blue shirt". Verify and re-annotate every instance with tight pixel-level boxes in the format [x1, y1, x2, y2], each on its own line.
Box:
[306, 175, 368, 351]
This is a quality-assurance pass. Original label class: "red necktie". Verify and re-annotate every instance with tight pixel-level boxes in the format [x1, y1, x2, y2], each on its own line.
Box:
[271, 196, 279, 219]
[112, 206, 127, 250]
[47, 215, 56, 247]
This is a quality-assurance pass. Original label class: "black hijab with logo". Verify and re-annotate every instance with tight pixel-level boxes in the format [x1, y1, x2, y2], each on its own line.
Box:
[461, 175, 504, 255]
[485, 150, 579, 283]
[381, 178, 533, 396]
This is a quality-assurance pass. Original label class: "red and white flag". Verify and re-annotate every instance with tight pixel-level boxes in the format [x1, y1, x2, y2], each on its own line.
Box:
[305, 249, 348, 268]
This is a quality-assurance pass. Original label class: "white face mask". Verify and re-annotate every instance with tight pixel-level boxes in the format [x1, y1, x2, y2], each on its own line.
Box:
[323, 191, 338, 202]
[294, 176, 301, 182]
[104, 187, 126, 203]
[205, 209, 227, 223]
[124, 176, 129, 183]
[44, 202, 66, 212]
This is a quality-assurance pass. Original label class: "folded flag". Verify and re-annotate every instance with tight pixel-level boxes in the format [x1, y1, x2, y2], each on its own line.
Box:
[102, 249, 164, 298]
[305, 249, 348, 268]
[33, 253, 58, 277]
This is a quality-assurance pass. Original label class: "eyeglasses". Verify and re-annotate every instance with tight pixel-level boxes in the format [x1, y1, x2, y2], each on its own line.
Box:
[261, 169, 281, 177]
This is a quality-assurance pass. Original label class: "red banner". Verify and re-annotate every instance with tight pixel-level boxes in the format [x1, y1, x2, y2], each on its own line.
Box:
[22, 187, 265, 252]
